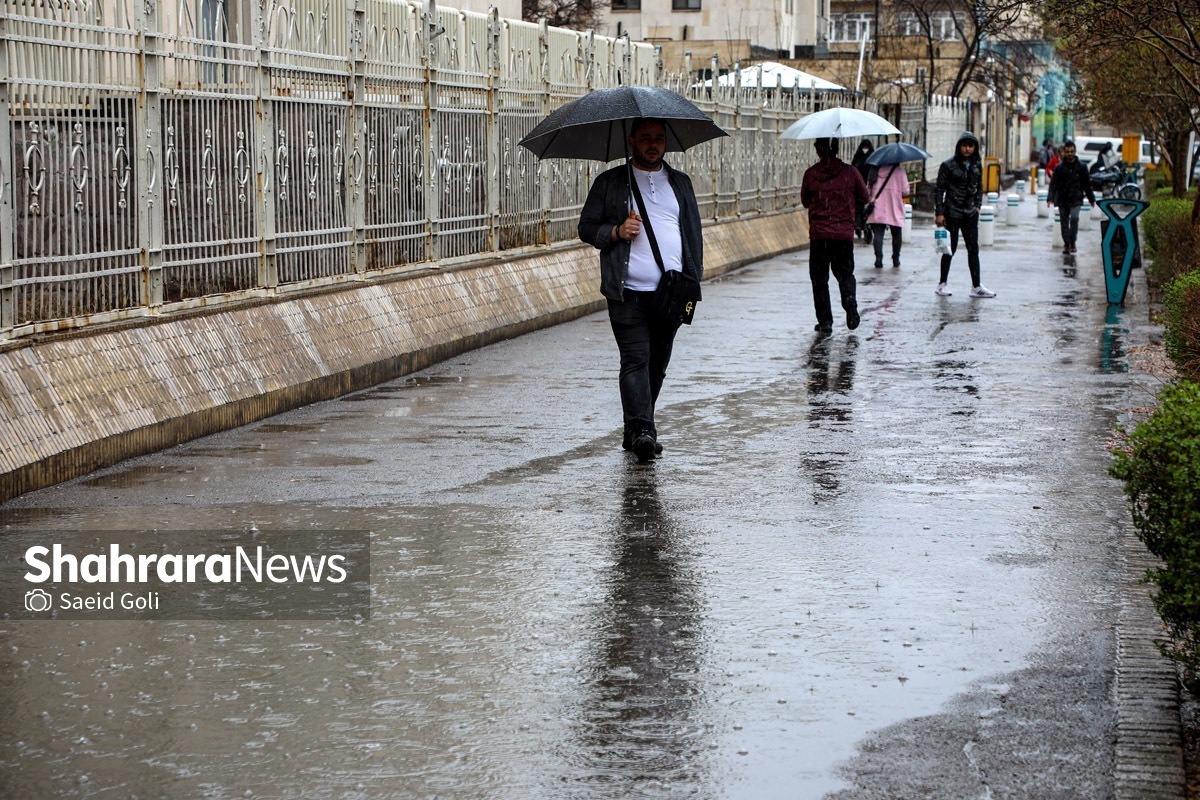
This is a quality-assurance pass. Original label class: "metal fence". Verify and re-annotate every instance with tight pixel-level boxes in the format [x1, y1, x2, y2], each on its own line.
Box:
[0, 0, 862, 342]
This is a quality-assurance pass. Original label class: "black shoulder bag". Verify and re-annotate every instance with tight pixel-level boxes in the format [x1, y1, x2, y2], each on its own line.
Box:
[629, 172, 702, 326]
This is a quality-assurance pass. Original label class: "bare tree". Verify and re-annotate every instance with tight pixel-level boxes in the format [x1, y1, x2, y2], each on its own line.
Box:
[890, 0, 1039, 98]
[523, 0, 608, 30]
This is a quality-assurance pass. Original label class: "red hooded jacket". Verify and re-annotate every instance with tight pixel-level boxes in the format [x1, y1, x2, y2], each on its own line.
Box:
[801, 157, 869, 240]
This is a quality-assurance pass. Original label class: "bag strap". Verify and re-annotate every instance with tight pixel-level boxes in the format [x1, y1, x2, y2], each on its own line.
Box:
[869, 164, 898, 203]
[628, 167, 667, 275]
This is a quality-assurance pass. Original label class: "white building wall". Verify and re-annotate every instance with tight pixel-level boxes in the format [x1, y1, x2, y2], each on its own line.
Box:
[599, 0, 822, 58]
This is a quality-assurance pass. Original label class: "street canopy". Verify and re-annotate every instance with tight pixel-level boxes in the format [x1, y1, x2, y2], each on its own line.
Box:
[695, 62, 846, 92]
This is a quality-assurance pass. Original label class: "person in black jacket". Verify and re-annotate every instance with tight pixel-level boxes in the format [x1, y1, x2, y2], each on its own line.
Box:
[579, 118, 703, 462]
[934, 131, 995, 298]
[851, 139, 875, 242]
[1048, 140, 1097, 255]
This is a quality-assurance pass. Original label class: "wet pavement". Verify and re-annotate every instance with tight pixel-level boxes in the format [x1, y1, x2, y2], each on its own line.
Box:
[0, 198, 1163, 799]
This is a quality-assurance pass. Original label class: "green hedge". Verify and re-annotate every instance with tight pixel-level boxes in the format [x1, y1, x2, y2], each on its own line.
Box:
[1111, 380, 1200, 690]
[1140, 192, 1200, 292]
[1163, 270, 1200, 381]
[1141, 191, 1191, 261]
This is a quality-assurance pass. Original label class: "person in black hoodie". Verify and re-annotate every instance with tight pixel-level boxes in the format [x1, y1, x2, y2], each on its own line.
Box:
[851, 139, 875, 242]
[1048, 140, 1097, 255]
[934, 132, 995, 298]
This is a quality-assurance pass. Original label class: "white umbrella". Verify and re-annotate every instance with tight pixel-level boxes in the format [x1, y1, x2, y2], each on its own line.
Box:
[780, 107, 901, 141]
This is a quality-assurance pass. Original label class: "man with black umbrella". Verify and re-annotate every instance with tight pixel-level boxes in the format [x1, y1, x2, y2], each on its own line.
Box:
[579, 118, 704, 463]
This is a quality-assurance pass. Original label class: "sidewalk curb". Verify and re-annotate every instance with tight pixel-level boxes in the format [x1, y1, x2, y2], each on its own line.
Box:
[1116, 531, 1186, 798]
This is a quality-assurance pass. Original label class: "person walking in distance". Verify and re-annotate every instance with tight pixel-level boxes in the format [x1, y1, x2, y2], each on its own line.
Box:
[1048, 140, 1096, 255]
[578, 118, 704, 463]
[934, 132, 996, 298]
[866, 162, 910, 269]
[801, 137, 869, 336]
[851, 139, 875, 242]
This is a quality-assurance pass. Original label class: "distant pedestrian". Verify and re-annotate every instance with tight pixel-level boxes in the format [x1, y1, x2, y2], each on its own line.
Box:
[1038, 138, 1056, 171]
[1048, 139, 1096, 255]
[578, 118, 704, 463]
[934, 131, 996, 298]
[851, 139, 875, 242]
[801, 137, 869, 335]
[865, 162, 910, 269]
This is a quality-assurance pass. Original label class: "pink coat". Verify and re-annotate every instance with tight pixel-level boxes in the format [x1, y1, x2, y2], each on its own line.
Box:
[866, 164, 910, 228]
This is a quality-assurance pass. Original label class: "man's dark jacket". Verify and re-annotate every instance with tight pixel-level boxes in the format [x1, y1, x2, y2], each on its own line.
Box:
[578, 161, 703, 302]
[1048, 157, 1097, 208]
[935, 132, 983, 219]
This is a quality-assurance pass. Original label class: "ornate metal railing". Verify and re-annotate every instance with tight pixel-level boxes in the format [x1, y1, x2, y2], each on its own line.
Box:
[0, 0, 855, 341]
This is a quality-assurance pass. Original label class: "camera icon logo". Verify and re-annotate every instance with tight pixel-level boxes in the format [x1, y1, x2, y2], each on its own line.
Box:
[25, 589, 53, 613]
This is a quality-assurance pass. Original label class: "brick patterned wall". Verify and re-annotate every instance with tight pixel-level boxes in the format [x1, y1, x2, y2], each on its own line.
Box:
[0, 211, 809, 502]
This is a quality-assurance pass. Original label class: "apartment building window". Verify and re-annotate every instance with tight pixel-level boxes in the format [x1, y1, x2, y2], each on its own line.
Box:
[611, 0, 642, 9]
[672, 0, 701, 9]
[828, 13, 872, 42]
[893, 12, 966, 41]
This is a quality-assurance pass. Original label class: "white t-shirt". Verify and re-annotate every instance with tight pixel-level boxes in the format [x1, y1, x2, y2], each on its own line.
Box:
[624, 166, 684, 291]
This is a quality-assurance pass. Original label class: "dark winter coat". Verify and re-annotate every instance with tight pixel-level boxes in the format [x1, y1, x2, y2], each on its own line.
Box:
[1048, 157, 1096, 209]
[935, 132, 983, 219]
[801, 157, 869, 240]
[578, 161, 704, 302]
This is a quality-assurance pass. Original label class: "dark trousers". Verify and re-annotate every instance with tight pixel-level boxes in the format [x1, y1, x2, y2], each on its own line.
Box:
[608, 291, 680, 437]
[1059, 204, 1082, 247]
[809, 238, 857, 327]
[870, 224, 902, 266]
[939, 214, 981, 287]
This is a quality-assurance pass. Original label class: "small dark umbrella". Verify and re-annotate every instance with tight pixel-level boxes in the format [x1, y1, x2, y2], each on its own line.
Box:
[518, 86, 728, 162]
[865, 142, 932, 167]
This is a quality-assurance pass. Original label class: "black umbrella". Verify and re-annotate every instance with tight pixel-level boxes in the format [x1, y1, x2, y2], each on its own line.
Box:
[518, 86, 728, 161]
[865, 142, 931, 166]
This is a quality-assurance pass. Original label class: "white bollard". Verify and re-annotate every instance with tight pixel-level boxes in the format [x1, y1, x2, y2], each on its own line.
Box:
[1006, 194, 1020, 226]
[1037, 189, 1049, 218]
[1080, 200, 1093, 231]
[1091, 201, 1103, 222]
[902, 203, 912, 243]
[1016, 180, 1027, 196]
[1038, 170, 1047, 189]
[1052, 207, 1063, 248]
[979, 205, 995, 246]
[987, 191, 1000, 208]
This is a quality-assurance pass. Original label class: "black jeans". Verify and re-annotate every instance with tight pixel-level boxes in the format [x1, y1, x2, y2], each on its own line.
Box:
[870, 224, 902, 266]
[939, 213, 981, 287]
[809, 239, 857, 327]
[1058, 204, 1082, 247]
[608, 290, 680, 438]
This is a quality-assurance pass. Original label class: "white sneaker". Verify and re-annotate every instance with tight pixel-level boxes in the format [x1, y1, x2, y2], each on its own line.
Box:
[935, 283, 953, 296]
[970, 285, 996, 298]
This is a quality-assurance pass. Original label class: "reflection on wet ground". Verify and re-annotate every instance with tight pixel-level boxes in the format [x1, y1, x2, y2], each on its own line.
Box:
[0, 213, 1151, 798]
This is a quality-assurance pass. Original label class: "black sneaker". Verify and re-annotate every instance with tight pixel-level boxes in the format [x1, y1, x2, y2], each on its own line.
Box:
[846, 308, 860, 331]
[632, 433, 657, 463]
[874, 260, 883, 269]
[814, 323, 833, 336]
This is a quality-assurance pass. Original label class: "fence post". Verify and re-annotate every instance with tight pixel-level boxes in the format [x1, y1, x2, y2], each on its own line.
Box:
[709, 55, 720, 219]
[255, 0, 279, 290]
[423, 0, 442, 265]
[731, 62, 742, 217]
[486, 8, 501, 255]
[0, 9, 13, 336]
[537, 18, 550, 245]
[136, 0, 165, 309]
[348, 0, 368, 275]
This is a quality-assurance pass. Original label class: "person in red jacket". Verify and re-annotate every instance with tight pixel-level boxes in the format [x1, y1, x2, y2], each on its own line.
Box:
[801, 137, 870, 335]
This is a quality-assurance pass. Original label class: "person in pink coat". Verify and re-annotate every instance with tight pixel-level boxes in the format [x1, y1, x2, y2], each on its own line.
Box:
[865, 163, 910, 269]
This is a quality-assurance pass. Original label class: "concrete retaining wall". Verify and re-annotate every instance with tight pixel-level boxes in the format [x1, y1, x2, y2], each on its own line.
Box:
[0, 210, 809, 503]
